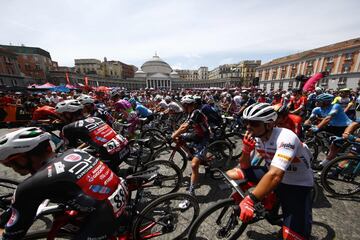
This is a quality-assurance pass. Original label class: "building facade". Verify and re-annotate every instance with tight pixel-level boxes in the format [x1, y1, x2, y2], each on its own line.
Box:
[75, 59, 102, 75]
[0, 44, 54, 82]
[239, 60, 261, 87]
[256, 38, 360, 92]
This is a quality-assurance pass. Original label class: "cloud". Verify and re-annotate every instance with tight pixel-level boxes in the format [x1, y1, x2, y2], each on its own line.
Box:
[0, 0, 359, 69]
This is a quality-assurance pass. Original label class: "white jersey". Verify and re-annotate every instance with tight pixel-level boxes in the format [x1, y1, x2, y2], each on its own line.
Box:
[254, 128, 313, 187]
[158, 100, 168, 110]
[168, 101, 183, 113]
[233, 95, 242, 106]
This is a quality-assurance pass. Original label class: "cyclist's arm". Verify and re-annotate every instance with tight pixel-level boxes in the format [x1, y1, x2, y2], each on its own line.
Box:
[344, 101, 354, 113]
[252, 165, 284, 200]
[171, 122, 189, 139]
[343, 122, 360, 138]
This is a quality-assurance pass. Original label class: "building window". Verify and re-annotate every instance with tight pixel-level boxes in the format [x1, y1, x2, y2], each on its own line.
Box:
[342, 64, 351, 73]
[263, 83, 267, 90]
[288, 81, 293, 89]
[326, 56, 334, 63]
[320, 78, 329, 87]
[35, 64, 41, 70]
[25, 64, 31, 71]
[272, 70, 277, 80]
[279, 82, 283, 90]
[345, 53, 353, 61]
[270, 82, 275, 90]
[338, 77, 347, 87]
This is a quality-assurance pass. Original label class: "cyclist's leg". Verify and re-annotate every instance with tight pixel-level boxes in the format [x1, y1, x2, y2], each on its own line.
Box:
[277, 183, 312, 240]
[74, 201, 126, 240]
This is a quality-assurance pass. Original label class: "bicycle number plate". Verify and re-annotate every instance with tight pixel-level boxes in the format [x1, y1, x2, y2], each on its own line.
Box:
[108, 182, 128, 217]
[103, 135, 128, 154]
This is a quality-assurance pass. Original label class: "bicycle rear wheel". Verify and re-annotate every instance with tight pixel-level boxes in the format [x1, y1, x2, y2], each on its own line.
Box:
[141, 128, 167, 150]
[321, 155, 360, 196]
[188, 198, 247, 240]
[151, 146, 188, 172]
[206, 140, 233, 178]
[132, 193, 199, 240]
[139, 160, 183, 202]
[0, 178, 19, 211]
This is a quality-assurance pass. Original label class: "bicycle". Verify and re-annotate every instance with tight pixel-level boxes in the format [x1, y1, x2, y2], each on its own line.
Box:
[320, 141, 360, 197]
[188, 168, 282, 239]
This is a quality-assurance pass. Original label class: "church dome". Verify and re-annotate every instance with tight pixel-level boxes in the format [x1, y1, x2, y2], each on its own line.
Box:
[141, 54, 172, 74]
[134, 69, 146, 78]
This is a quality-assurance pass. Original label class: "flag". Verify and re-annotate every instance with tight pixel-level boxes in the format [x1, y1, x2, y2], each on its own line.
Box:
[65, 72, 70, 84]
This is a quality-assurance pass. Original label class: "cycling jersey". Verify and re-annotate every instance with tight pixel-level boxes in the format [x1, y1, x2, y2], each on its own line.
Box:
[201, 104, 222, 127]
[290, 96, 307, 110]
[310, 103, 352, 127]
[2, 149, 128, 240]
[62, 117, 129, 170]
[277, 114, 302, 136]
[135, 104, 153, 118]
[254, 127, 313, 187]
[185, 109, 210, 140]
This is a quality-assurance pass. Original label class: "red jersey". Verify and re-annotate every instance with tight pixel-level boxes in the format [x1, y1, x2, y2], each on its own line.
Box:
[32, 106, 58, 120]
[290, 96, 307, 110]
[277, 114, 302, 135]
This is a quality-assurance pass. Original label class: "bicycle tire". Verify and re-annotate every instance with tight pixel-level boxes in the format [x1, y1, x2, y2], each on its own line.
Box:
[207, 140, 233, 171]
[141, 128, 167, 150]
[321, 155, 360, 196]
[132, 192, 199, 240]
[188, 198, 247, 240]
[151, 146, 188, 172]
[125, 140, 154, 166]
[140, 160, 183, 200]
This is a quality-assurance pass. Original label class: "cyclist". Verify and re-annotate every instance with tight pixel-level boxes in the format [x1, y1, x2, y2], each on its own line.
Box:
[56, 100, 129, 172]
[129, 97, 154, 121]
[114, 99, 139, 139]
[273, 103, 303, 136]
[332, 88, 356, 120]
[226, 103, 313, 240]
[289, 88, 307, 117]
[164, 96, 183, 130]
[0, 127, 128, 240]
[304, 93, 352, 137]
[77, 94, 115, 125]
[172, 95, 210, 209]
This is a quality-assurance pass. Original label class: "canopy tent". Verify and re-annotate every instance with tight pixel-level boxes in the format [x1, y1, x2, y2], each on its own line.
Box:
[95, 86, 110, 93]
[65, 84, 78, 89]
[51, 85, 70, 93]
[36, 82, 56, 89]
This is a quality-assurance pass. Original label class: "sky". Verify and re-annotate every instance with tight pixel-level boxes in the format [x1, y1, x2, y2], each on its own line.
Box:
[1, 0, 360, 70]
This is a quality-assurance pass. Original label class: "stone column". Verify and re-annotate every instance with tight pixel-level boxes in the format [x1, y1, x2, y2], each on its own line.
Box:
[317, 57, 324, 73]
[354, 50, 360, 72]
[334, 54, 342, 74]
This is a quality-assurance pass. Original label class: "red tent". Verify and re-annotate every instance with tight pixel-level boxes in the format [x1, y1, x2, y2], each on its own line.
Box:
[96, 86, 110, 93]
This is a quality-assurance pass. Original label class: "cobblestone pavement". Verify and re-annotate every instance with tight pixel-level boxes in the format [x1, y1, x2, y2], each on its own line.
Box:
[0, 128, 359, 239]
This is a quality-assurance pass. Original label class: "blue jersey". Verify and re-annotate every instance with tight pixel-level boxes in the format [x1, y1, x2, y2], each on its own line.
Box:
[310, 103, 352, 127]
[135, 104, 153, 118]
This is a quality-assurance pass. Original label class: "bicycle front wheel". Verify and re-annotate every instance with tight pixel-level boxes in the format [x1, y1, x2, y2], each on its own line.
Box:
[321, 155, 360, 196]
[132, 192, 199, 240]
[140, 160, 183, 200]
[188, 198, 247, 240]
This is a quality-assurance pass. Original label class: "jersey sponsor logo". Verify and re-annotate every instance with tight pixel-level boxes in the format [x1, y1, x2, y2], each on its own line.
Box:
[279, 142, 295, 150]
[63, 153, 82, 162]
[69, 155, 98, 179]
[85, 117, 95, 123]
[54, 162, 65, 174]
[6, 208, 19, 227]
[276, 153, 291, 161]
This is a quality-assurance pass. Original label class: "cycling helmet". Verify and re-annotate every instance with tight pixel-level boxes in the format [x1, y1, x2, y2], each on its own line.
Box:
[316, 93, 334, 102]
[181, 95, 196, 104]
[0, 127, 51, 163]
[129, 98, 137, 105]
[164, 96, 172, 102]
[77, 95, 94, 105]
[55, 100, 83, 113]
[110, 89, 120, 98]
[243, 103, 277, 123]
[154, 95, 163, 102]
[315, 87, 323, 92]
[115, 99, 131, 111]
[273, 103, 289, 115]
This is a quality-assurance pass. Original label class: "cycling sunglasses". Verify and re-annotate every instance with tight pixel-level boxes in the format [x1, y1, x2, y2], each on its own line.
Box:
[243, 120, 263, 128]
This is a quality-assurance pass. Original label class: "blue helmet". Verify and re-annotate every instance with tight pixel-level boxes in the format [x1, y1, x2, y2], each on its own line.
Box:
[129, 98, 137, 105]
[316, 93, 334, 102]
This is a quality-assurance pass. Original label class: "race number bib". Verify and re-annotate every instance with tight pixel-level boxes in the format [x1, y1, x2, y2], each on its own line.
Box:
[108, 181, 128, 217]
[103, 135, 128, 154]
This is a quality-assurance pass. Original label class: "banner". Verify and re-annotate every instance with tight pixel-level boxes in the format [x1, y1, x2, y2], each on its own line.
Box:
[65, 72, 70, 84]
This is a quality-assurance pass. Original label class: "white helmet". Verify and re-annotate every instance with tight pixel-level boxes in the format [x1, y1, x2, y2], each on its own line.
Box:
[181, 95, 196, 104]
[0, 127, 51, 163]
[154, 95, 163, 102]
[55, 100, 83, 113]
[77, 94, 94, 105]
[243, 103, 277, 123]
[164, 96, 172, 102]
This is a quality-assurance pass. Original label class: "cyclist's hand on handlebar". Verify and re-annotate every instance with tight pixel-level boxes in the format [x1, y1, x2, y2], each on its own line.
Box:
[239, 195, 255, 223]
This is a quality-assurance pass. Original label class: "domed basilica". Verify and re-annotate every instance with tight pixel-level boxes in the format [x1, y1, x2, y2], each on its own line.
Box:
[133, 53, 179, 89]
